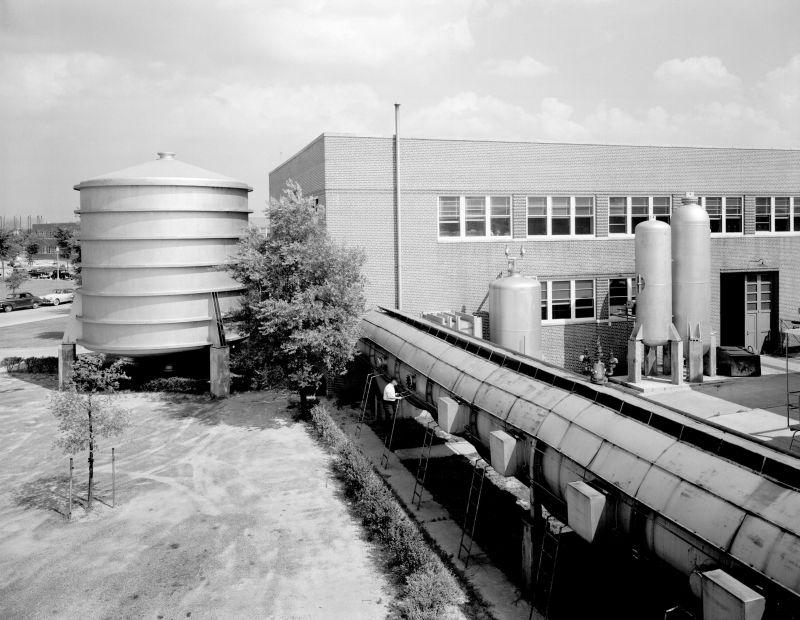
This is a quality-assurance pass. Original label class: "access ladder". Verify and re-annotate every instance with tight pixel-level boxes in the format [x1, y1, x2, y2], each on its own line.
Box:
[355, 372, 378, 438]
[458, 458, 487, 568]
[529, 517, 566, 620]
[411, 420, 437, 509]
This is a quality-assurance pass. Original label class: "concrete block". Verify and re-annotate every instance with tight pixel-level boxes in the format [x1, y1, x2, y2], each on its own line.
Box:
[566, 481, 606, 543]
[210, 345, 230, 398]
[701, 569, 765, 620]
[489, 429, 520, 476]
[437, 396, 465, 433]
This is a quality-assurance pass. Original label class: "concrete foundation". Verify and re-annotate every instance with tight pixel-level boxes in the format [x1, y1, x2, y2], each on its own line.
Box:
[489, 430, 521, 476]
[58, 343, 77, 388]
[437, 396, 465, 433]
[566, 481, 606, 543]
[627, 323, 683, 386]
[210, 345, 230, 398]
[701, 569, 765, 620]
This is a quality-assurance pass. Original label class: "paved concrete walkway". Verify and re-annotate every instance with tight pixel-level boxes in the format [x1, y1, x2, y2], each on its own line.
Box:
[328, 404, 537, 620]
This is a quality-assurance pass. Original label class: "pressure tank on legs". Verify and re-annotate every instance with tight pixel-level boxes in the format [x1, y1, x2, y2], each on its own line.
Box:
[634, 219, 672, 346]
[672, 193, 711, 352]
[489, 252, 541, 358]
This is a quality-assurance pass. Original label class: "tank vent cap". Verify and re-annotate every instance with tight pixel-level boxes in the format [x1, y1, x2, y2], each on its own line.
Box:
[682, 191, 698, 206]
[157, 152, 177, 160]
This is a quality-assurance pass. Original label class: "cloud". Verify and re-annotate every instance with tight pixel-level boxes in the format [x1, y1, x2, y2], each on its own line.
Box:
[757, 53, 800, 119]
[407, 93, 587, 142]
[480, 56, 556, 78]
[0, 52, 113, 111]
[654, 56, 741, 91]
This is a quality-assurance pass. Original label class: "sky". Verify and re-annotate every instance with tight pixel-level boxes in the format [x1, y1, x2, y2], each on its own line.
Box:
[1, 0, 798, 223]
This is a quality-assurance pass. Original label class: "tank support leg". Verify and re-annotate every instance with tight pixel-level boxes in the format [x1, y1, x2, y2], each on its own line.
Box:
[704, 331, 718, 377]
[58, 343, 76, 389]
[688, 324, 704, 383]
[210, 345, 230, 398]
[669, 325, 683, 386]
[627, 323, 644, 383]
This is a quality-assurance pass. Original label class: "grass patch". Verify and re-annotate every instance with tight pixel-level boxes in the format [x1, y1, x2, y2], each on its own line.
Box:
[307, 403, 467, 620]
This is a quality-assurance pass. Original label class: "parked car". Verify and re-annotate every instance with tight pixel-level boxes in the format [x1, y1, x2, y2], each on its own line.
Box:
[41, 288, 75, 306]
[2, 292, 44, 312]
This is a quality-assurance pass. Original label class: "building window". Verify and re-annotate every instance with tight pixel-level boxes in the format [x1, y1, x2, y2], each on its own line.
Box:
[755, 197, 800, 233]
[551, 197, 570, 235]
[490, 196, 512, 236]
[525, 196, 594, 237]
[465, 197, 486, 236]
[699, 196, 743, 233]
[609, 277, 636, 317]
[541, 279, 596, 321]
[608, 196, 672, 235]
[438, 196, 512, 240]
[527, 197, 547, 236]
[438, 196, 460, 237]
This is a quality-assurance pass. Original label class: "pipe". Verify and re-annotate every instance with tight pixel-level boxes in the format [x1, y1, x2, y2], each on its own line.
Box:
[394, 103, 402, 310]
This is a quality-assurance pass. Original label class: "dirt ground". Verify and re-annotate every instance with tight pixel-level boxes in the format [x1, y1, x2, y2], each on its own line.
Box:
[0, 373, 393, 620]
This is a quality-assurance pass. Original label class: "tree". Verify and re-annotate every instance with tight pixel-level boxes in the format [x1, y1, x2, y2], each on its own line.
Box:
[24, 237, 40, 265]
[53, 226, 80, 283]
[4, 269, 28, 293]
[228, 180, 366, 412]
[50, 354, 131, 510]
[0, 228, 22, 278]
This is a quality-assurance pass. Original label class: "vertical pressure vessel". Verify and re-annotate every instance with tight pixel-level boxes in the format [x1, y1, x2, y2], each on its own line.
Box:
[672, 193, 711, 352]
[634, 219, 672, 346]
[489, 262, 542, 358]
[74, 152, 252, 356]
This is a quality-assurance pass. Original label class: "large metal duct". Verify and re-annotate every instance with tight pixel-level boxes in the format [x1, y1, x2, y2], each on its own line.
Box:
[74, 152, 252, 356]
[360, 308, 800, 614]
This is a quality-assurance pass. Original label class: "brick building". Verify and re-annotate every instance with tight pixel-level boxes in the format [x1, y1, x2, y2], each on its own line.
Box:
[269, 134, 800, 370]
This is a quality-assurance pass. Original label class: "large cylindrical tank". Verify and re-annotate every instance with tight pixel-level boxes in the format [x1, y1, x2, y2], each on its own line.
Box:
[634, 219, 672, 346]
[488, 262, 542, 358]
[74, 152, 252, 356]
[672, 193, 712, 352]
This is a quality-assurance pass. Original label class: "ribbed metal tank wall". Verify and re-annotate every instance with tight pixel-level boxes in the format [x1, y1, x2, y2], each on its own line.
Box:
[634, 219, 672, 346]
[74, 152, 252, 356]
[488, 263, 541, 358]
[672, 193, 712, 352]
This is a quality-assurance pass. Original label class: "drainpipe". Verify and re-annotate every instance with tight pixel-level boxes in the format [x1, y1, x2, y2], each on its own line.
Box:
[394, 103, 403, 310]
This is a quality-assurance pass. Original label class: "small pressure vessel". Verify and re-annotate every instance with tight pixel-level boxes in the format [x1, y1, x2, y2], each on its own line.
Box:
[489, 260, 542, 358]
[634, 219, 672, 346]
[672, 193, 712, 352]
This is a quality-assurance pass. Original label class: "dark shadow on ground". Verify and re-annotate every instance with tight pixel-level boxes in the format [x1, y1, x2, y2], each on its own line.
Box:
[13, 473, 72, 516]
[161, 393, 293, 431]
[691, 371, 800, 411]
[3, 373, 58, 390]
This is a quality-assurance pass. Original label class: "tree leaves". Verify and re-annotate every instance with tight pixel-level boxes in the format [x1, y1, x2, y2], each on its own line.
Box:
[228, 180, 366, 394]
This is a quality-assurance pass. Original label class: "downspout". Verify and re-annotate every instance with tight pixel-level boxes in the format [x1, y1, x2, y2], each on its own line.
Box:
[394, 103, 403, 310]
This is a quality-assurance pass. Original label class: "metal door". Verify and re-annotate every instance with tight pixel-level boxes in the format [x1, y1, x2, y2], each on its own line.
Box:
[745, 274, 771, 353]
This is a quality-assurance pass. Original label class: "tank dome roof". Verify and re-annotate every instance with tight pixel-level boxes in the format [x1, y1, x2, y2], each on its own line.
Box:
[74, 152, 252, 191]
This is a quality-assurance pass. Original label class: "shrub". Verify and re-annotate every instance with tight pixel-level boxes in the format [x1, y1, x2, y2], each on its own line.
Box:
[307, 403, 465, 618]
[1, 356, 24, 372]
[2, 356, 58, 374]
[140, 376, 207, 394]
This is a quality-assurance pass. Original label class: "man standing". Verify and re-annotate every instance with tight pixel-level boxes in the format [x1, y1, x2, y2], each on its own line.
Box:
[382, 378, 403, 420]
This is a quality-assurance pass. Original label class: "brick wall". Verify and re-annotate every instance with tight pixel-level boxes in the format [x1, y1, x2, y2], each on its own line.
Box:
[270, 134, 800, 364]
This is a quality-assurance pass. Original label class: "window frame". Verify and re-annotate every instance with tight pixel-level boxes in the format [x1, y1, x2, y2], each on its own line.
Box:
[607, 196, 672, 235]
[525, 195, 595, 238]
[754, 196, 800, 234]
[698, 196, 744, 235]
[438, 195, 513, 240]
[540, 279, 597, 323]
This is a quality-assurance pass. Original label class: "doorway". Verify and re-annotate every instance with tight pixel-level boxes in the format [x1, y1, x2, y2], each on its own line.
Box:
[719, 271, 778, 353]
